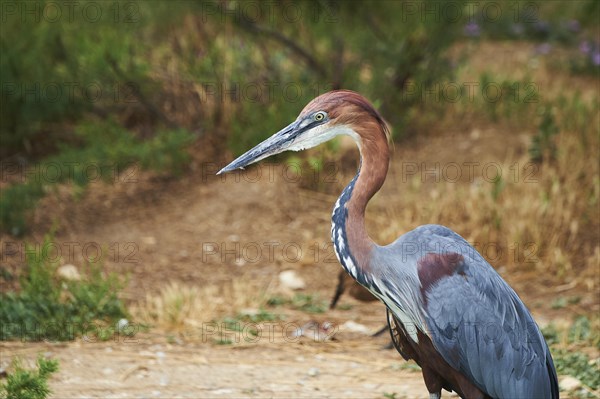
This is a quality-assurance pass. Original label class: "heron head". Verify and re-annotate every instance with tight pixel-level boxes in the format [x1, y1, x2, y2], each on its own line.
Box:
[217, 90, 389, 174]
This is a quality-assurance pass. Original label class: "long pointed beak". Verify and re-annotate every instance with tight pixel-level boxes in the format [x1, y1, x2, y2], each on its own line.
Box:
[217, 119, 303, 175]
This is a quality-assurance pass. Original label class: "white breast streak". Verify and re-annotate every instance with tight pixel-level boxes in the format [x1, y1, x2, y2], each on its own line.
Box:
[371, 278, 426, 343]
[384, 299, 420, 343]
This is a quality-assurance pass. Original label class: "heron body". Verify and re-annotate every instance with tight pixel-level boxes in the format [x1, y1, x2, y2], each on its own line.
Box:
[218, 90, 559, 398]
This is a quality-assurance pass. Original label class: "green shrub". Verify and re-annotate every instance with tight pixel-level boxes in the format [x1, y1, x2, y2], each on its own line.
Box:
[0, 234, 128, 341]
[529, 106, 559, 163]
[468, 0, 598, 42]
[0, 182, 44, 237]
[1, 121, 193, 235]
[542, 317, 600, 395]
[553, 350, 599, 392]
[220, 0, 459, 144]
[0, 356, 59, 399]
[0, 0, 159, 158]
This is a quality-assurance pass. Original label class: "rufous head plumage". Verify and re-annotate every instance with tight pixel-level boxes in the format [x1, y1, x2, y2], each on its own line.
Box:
[218, 90, 389, 174]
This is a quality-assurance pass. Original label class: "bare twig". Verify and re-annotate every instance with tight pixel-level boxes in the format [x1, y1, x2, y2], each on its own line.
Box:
[236, 19, 328, 78]
[105, 55, 177, 129]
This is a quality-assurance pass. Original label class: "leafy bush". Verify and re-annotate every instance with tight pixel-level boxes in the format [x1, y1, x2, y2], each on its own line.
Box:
[1, 1, 194, 235]
[553, 350, 599, 392]
[542, 317, 600, 394]
[529, 106, 559, 162]
[1, 121, 193, 235]
[0, 0, 162, 158]
[1, 0, 464, 234]
[0, 234, 128, 341]
[217, 0, 460, 143]
[0, 182, 45, 237]
[569, 40, 600, 75]
[0, 356, 59, 399]
[464, 0, 598, 43]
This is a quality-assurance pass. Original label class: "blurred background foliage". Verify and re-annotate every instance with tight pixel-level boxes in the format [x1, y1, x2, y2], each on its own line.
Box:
[0, 0, 598, 235]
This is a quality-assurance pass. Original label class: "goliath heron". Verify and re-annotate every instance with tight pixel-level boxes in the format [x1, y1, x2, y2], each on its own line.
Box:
[218, 90, 559, 398]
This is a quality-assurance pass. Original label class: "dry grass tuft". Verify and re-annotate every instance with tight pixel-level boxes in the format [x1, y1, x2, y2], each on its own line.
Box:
[133, 278, 272, 331]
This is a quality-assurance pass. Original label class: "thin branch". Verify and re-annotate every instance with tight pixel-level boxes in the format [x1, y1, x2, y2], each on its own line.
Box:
[236, 19, 328, 78]
[106, 55, 177, 129]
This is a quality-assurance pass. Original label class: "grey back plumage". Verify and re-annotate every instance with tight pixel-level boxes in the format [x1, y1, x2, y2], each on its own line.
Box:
[370, 224, 558, 398]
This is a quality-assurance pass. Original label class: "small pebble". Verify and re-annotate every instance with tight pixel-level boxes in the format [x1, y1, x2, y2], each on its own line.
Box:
[307, 367, 319, 377]
[279, 270, 306, 290]
[57, 264, 81, 281]
[142, 236, 157, 245]
[116, 319, 129, 331]
[159, 375, 169, 386]
[560, 375, 582, 391]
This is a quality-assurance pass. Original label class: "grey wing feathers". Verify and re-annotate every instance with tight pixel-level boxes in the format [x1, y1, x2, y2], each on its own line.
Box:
[404, 225, 558, 398]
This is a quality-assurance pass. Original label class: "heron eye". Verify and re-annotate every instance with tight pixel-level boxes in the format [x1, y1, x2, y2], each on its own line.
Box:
[314, 112, 326, 121]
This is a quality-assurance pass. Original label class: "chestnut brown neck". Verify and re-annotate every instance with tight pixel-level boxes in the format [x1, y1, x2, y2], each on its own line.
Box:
[344, 125, 390, 271]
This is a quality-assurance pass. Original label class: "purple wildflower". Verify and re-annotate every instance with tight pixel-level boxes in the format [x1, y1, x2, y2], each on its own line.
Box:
[535, 43, 552, 55]
[534, 20, 550, 34]
[580, 41, 591, 54]
[464, 21, 480, 38]
[567, 19, 580, 33]
[592, 52, 600, 66]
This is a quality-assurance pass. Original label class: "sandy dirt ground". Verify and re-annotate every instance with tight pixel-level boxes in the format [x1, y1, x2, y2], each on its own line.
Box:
[2, 336, 436, 398]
